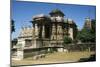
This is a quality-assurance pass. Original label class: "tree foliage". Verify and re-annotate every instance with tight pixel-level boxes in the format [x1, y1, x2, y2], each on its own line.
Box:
[91, 19, 96, 34]
[63, 36, 72, 44]
[11, 20, 15, 33]
[77, 19, 96, 43]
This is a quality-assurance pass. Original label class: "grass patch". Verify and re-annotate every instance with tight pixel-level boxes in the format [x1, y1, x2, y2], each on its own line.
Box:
[12, 51, 95, 66]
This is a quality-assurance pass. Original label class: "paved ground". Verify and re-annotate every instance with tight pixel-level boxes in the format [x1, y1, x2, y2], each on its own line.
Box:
[11, 51, 95, 66]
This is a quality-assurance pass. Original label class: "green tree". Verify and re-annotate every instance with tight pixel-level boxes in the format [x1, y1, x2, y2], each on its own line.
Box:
[63, 36, 72, 44]
[11, 20, 15, 33]
[91, 19, 96, 34]
[77, 19, 96, 43]
[77, 29, 94, 43]
[63, 36, 72, 52]
[91, 19, 96, 42]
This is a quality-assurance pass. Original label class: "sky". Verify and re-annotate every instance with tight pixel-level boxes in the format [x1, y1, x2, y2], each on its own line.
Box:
[11, 1, 96, 39]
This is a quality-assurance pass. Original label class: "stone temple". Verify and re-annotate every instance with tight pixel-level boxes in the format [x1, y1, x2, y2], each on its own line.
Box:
[12, 9, 77, 60]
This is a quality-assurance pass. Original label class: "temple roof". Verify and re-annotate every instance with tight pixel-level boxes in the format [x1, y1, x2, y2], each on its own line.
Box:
[85, 17, 91, 22]
[49, 9, 65, 16]
[33, 14, 48, 19]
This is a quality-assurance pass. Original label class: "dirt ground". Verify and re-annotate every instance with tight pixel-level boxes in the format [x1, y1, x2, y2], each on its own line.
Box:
[11, 51, 95, 66]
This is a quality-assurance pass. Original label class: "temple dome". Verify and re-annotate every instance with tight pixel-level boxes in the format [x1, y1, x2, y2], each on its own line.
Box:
[49, 9, 65, 16]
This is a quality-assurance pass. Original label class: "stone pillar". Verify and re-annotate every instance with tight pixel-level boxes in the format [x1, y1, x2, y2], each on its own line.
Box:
[33, 23, 42, 48]
[32, 23, 39, 48]
[16, 39, 25, 60]
[42, 25, 45, 38]
[35, 23, 39, 38]
[32, 26, 35, 46]
[69, 28, 73, 40]
[17, 49, 24, 60]
[51, 24, 56, 40]
[33, 39, 37, 48]
[57, 25, 63, 40]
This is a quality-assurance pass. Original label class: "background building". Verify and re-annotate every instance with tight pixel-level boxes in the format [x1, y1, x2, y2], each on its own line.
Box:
[83, 17, 92, 30]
